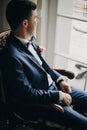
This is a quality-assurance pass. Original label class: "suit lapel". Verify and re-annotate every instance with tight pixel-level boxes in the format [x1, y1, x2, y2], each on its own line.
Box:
[19, 47, 43, 69]
[8, 33, 45, 71]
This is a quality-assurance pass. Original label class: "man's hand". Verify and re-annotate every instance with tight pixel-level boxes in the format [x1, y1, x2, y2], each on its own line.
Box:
[59, 81, 72, 105]
[61, 92, 72, 106]
[60, 81, 71, 94]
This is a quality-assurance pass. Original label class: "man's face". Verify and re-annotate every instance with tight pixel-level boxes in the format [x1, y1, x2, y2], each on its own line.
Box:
[27, 10, 38, 35]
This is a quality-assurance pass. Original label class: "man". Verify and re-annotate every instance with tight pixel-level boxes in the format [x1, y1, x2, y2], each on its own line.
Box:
[1, 0, 87, 129]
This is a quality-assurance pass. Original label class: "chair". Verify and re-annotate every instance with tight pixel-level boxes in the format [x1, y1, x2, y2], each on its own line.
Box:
[0, 30, 75, 130]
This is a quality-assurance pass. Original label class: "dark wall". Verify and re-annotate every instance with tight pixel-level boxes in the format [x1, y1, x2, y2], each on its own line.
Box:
[0, 0, 10, 32]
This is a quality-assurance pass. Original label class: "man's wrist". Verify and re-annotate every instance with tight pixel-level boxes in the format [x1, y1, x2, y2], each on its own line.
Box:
[56, 76, 68, 85]
[56, 76, 64, 85]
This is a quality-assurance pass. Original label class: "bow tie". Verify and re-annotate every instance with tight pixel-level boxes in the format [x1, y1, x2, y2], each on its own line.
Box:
[26, 36, 34, 48]
[26, 42, 30, 48]
[26, 40, 32, 48]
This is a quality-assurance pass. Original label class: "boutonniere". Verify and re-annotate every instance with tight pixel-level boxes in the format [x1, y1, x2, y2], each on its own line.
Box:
[38, 46, 46, 54]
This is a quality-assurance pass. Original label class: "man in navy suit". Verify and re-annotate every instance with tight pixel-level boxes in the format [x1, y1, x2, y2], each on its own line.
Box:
[1, 0, 87, 129]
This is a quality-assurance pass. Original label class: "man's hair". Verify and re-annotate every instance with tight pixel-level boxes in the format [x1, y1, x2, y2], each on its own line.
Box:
[6, 0, 37, 30]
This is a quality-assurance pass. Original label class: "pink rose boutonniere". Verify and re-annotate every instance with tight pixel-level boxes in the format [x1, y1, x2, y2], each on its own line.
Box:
[38, 46, 46, 54]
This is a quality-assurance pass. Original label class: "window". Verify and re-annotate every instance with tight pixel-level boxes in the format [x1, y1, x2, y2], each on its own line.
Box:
[53, 0, 87, 91]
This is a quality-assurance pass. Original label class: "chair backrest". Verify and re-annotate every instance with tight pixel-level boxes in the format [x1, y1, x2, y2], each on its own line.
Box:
[0, 30, 10, 104]
[0, 30, 10, 49]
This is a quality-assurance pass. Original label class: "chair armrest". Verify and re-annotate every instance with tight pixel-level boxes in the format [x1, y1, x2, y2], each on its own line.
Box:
[50, 103, 64, 113]
[29, 103, 64, 113]
[53, 68, 75, 79]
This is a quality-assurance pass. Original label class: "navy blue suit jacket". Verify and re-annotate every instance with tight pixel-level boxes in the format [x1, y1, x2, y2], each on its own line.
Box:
[1, 33, 61, 106]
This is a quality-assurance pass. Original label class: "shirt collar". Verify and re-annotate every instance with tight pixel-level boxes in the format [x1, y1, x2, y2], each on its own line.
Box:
[14, 35, 30, 46]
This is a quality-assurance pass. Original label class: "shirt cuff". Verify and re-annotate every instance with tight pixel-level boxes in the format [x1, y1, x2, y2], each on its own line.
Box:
[59, 91, 63, 101]
[56, 76, 68, 85]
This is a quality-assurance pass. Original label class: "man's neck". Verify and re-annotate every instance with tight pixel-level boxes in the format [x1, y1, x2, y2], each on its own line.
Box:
[12, 29, 30, 40]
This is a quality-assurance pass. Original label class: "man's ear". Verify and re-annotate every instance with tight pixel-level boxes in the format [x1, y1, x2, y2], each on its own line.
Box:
[22, 19, 28, 28]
